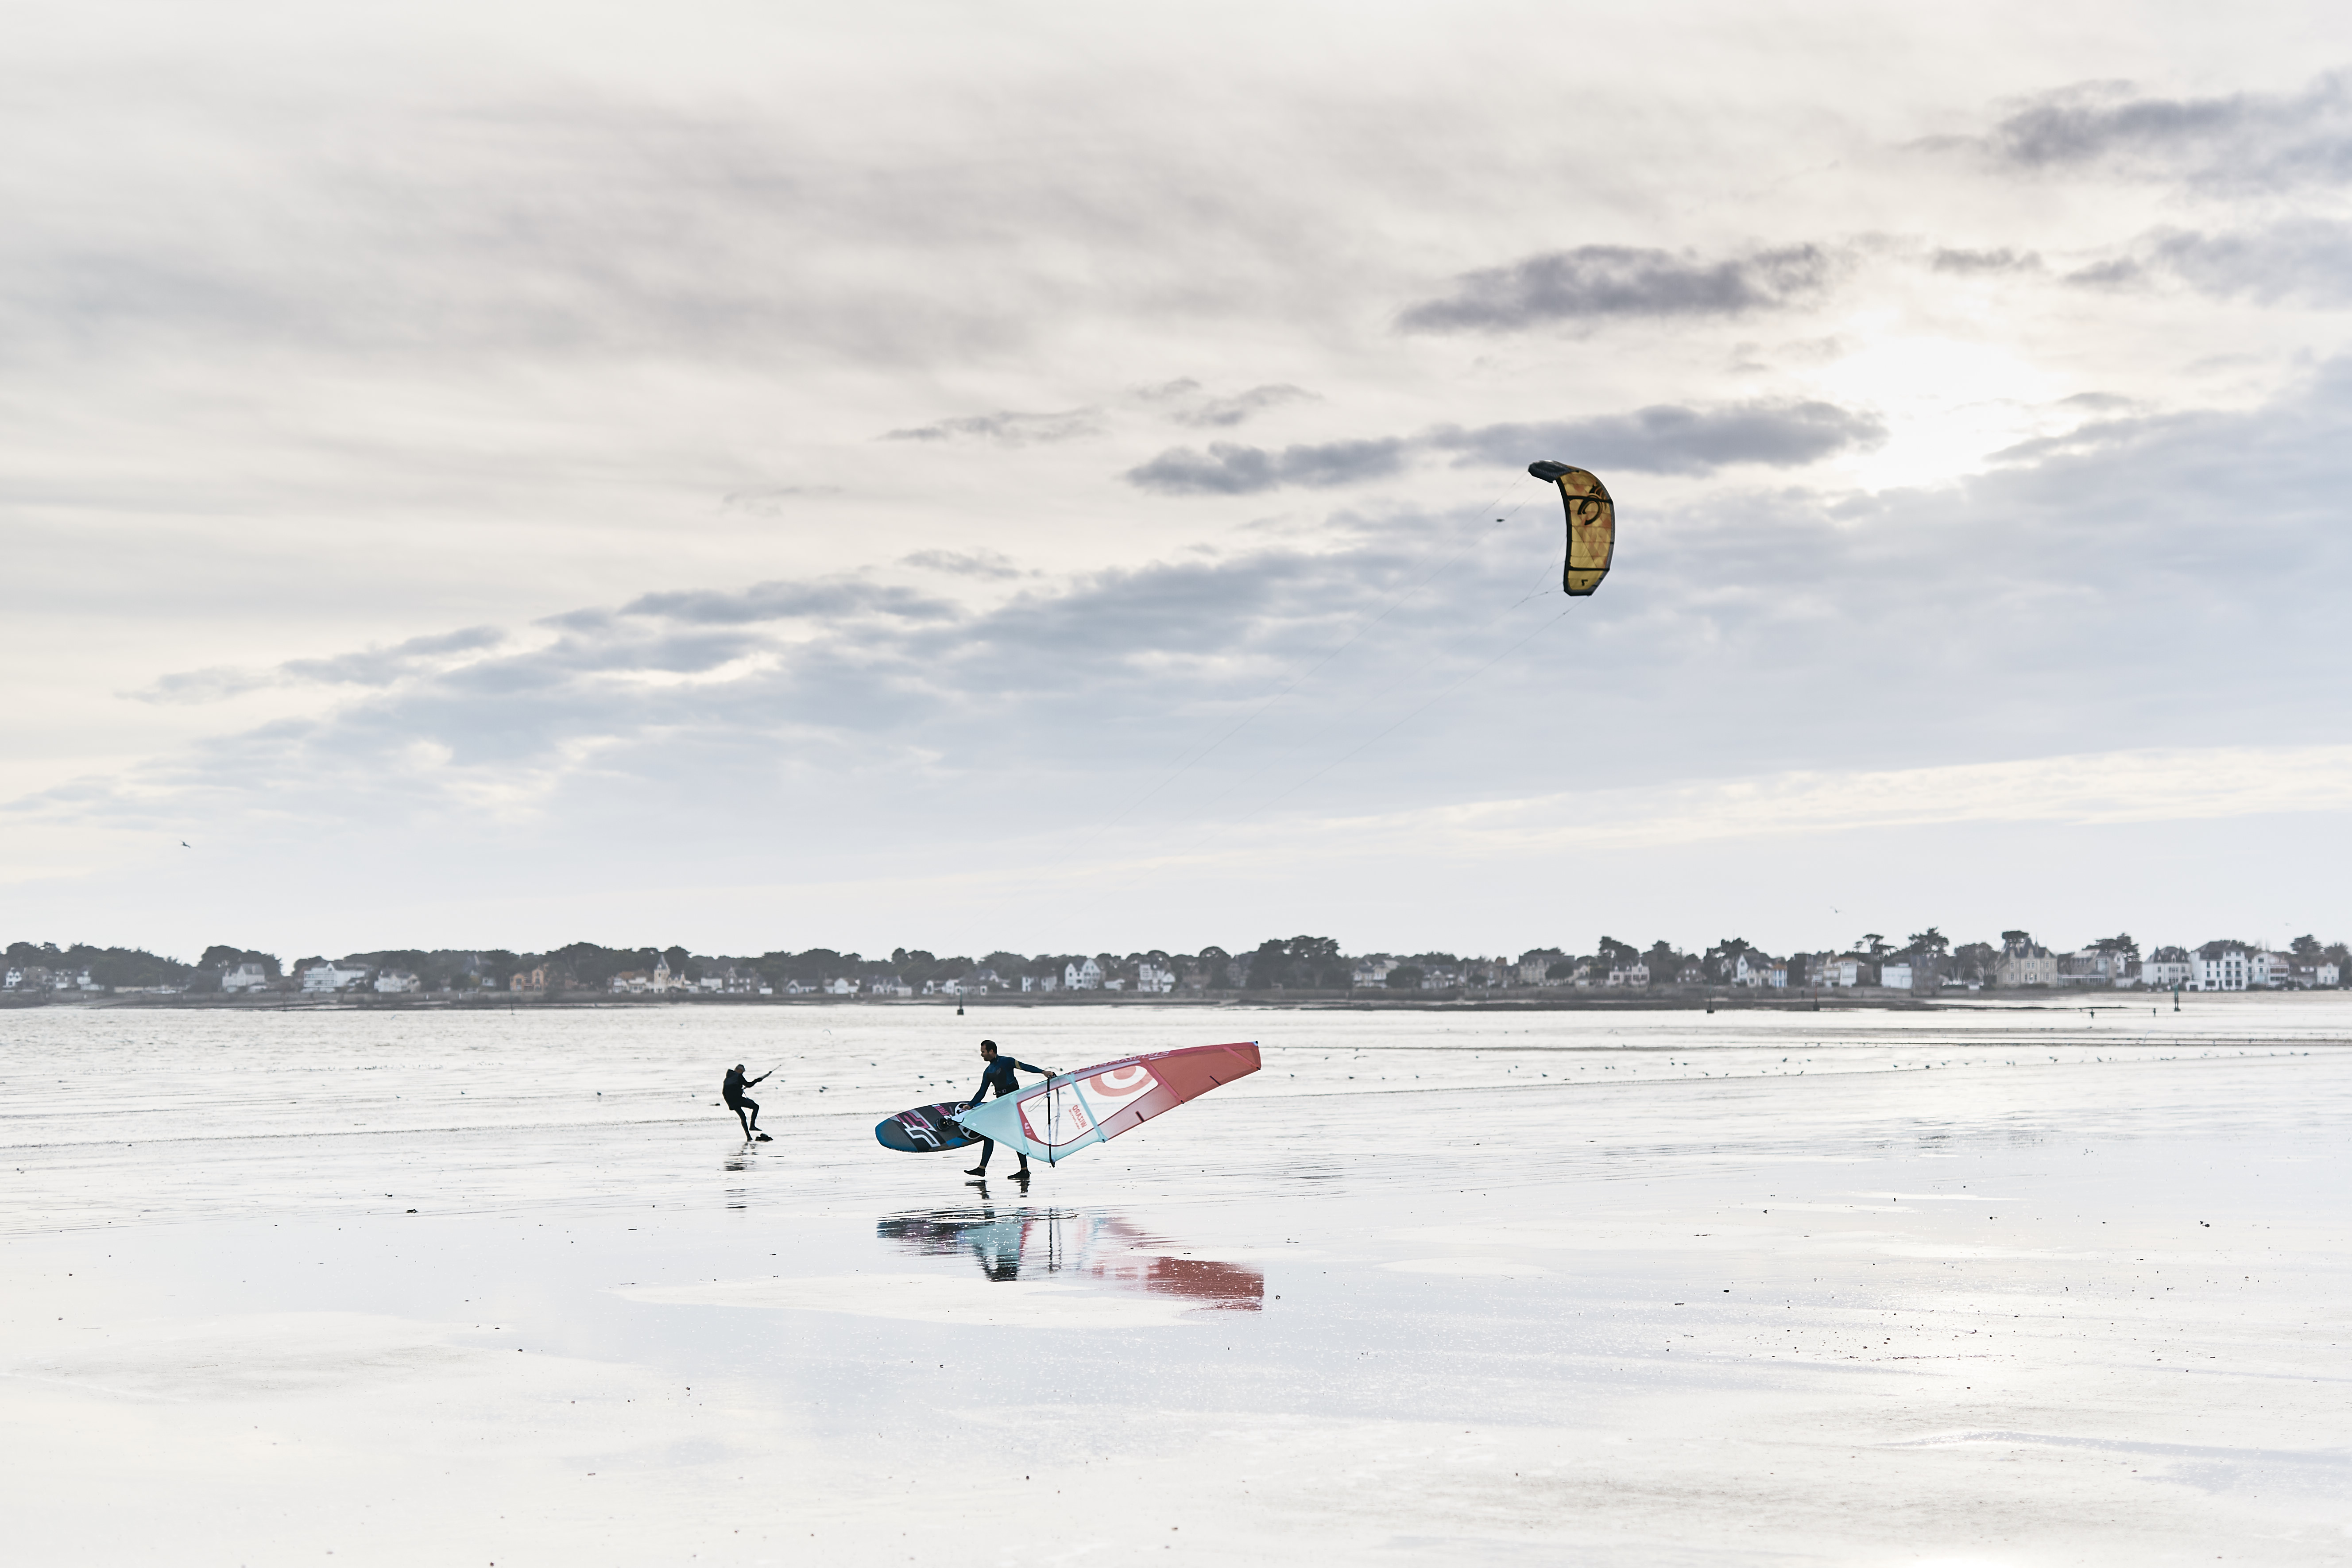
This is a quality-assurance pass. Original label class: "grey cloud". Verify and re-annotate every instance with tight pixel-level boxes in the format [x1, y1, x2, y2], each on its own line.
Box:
[2063, 257, 2148, 290]
[2065, 220, 2352, 306]
[1431, 402, 1885, 477]
[135, 626, 508, 704]
[1930, 247, 2042, 275]
[882, 408, 1102, 445]
[1172, 384, 1317, 428]
[1984, 71, 2352, 191]
[1397, 244, 1837, 332]
[2145, 221, 2352, 305]
[902, 549, 1024, 578]
[1126, 399, 1884, 496]
[613, 579, 959, 626]
[1124, 438, 1412, 495]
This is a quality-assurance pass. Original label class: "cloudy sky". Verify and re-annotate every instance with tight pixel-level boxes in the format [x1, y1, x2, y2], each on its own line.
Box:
[7, 0, 2351, 962]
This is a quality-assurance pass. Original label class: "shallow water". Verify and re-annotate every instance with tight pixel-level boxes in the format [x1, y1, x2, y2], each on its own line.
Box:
[4, 997, 2349, 1564]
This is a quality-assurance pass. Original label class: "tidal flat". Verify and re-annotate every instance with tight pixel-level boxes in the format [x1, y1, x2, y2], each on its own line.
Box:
[3, 999, 2348, 1565]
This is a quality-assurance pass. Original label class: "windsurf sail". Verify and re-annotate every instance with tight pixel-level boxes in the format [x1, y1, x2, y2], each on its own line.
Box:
[952, 1041, 1260, 1166]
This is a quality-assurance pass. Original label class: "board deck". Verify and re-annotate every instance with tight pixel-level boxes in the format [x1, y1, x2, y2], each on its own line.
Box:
[874, 1100, 983, 1153]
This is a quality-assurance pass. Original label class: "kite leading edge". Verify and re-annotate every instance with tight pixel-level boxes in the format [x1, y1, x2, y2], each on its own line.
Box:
[1528, 461, 1613, 596]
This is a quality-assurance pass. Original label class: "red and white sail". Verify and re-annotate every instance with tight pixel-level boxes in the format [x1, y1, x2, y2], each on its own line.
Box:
[953, 1041, 1259, 1165]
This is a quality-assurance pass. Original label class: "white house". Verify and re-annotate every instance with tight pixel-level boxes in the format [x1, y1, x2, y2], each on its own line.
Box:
[1606, 963, 1650, 988]
[1021, 973, 1059, 994]
[1823, 957, 1867, 987]
[609, 971, 650, 994]
[868, 975, 912, 998]
[373, 970, 420, 994]
[824, 976, 857, 995]
[1064, 957, 1104, 991]
[1880, 961, 1913, 991]
[2142, 947, 2192, 988]
[2191, 945, 2251, 991]
[1351, 956, 1399, 988]
[300, 962, 370, 994]
[1135, 962, 1175, 994]
[223, 961, 272, 992]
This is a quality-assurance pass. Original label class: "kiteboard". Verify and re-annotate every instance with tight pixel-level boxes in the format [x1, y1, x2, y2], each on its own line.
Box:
[952, 1041, 1259, 1167]
[874, 1100, 984, 1154]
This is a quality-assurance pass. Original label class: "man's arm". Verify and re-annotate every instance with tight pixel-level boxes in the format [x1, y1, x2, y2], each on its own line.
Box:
[749, 1070, 773, 1086]
[1015, 1060, 1056, 1077]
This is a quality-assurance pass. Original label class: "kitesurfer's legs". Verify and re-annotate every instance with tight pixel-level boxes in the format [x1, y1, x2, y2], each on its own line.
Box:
[731, 1097, 758, 1138]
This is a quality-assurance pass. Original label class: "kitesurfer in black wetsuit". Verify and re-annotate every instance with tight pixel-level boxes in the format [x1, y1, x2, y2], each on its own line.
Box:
[723, 1063, 772, 1140]
[963, 1040, 1052, 1178]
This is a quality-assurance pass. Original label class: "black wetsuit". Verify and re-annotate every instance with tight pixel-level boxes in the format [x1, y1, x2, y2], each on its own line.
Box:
[966, 1057, 1045, 1171]
[722, 1067, 768, 1136]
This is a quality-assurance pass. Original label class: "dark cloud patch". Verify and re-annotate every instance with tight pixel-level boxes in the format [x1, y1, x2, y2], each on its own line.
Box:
[1930, 247, 2043, 275]
[1397, 244, 1837, 332]
[1984, 71, 2352, 191]
[1125, 438, 1412, 495]
[1430, 401, 1885, 476]
[882, 408, 1102, 445]
[1172, 384, 1317, 428]
[1126, 400, 1883, 494]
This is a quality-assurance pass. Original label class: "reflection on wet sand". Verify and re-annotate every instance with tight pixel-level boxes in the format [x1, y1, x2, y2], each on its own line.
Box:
[878, 1208, 1263, 1311]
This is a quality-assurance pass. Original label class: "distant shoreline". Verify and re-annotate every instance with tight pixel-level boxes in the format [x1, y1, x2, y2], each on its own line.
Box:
[0, 987, 2218, 1014]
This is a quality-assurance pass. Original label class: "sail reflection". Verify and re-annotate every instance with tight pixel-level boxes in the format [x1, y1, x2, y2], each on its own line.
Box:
[877, 1208, 1262, 1311]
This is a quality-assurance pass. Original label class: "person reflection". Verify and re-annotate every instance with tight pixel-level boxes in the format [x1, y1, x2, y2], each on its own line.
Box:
[875, 1210, 1262, 1309]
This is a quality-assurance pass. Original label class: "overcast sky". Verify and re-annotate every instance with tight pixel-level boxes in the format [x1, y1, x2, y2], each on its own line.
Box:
[7, 1, 2351, 962]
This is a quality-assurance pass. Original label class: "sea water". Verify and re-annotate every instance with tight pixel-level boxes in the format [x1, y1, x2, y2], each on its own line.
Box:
[3, 998, 2348, 1564]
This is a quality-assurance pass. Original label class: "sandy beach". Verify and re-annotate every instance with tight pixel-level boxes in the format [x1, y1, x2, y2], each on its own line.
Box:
[4, 998, 2348, 1564]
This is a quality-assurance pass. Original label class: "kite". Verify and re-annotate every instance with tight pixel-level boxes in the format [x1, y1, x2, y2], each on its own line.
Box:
[1529, 461, 1614, 596]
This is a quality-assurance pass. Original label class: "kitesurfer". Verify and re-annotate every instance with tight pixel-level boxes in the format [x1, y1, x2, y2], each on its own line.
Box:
[723, 1062, 772, 1140]
[963, 1040, 1052, 1179]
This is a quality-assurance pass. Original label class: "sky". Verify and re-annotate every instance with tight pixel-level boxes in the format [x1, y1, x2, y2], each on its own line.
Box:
[6, 0, 2352, 963]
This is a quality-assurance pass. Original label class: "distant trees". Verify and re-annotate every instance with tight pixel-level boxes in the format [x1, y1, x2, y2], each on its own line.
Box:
[1, 941, 195, 989]
[198, 944, 281, 978]
[1244, 936, 1346, 990]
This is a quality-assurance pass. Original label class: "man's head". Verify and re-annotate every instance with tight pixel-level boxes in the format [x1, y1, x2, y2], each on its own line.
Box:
[734, 1063, 745, 1072]
[979, 1040, 998, 1059]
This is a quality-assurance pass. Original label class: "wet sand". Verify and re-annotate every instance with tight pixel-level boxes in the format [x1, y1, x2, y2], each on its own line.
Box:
[4, 1000, 2348, 1564]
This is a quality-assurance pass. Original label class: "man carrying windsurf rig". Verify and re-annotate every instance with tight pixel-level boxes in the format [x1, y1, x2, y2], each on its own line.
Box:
[963, 1039, 1055, 1179]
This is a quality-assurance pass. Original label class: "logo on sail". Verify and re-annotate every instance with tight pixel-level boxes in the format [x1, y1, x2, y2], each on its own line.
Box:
[1018, 1063, 1160, 1147]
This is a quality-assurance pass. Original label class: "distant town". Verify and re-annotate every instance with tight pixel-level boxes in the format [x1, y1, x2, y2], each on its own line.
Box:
[3, 929, 2343, 1004]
